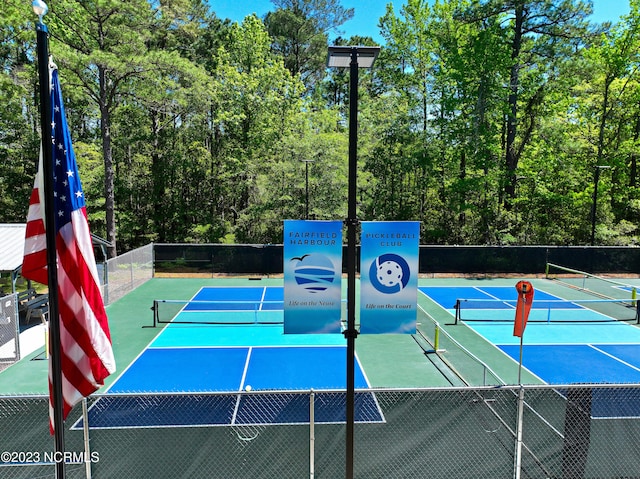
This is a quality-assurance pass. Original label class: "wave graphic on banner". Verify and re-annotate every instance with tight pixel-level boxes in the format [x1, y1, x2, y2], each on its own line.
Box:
[292, 253, 336, 293]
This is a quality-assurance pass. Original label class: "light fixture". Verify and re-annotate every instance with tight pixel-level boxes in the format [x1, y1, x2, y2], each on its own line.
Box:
[327, 45, 380, 69]
[32, 0, 48, 20]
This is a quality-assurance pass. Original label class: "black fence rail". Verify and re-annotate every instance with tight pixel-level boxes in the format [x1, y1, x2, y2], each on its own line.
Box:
[154, 244, 640, 275]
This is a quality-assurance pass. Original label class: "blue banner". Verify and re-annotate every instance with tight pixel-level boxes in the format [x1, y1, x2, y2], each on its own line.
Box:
[283, 220, 343, 334]
[360, 222, 419, 334]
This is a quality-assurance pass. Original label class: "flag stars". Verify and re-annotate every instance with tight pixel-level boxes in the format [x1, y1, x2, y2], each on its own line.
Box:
[42, 73, 89, 225]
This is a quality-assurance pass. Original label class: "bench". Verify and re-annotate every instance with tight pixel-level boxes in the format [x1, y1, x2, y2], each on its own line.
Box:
[17, 289, 49, 324]
[17, 288, 38, 307]
[24, 295, 49, 324]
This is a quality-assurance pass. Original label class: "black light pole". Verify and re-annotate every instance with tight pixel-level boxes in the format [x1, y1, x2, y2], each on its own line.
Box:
[33, 1, 66, 477]
[305, 160, 310, 219]
[590, 165, 610, 246]
[302, 159, 314, 219]
[327, 45, 379, 479]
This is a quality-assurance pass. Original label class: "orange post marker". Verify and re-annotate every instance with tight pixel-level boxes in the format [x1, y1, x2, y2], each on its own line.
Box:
[513, 281, 534, 337]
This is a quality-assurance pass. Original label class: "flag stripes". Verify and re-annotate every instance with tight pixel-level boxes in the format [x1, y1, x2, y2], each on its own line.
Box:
[23, 66, 115, 433]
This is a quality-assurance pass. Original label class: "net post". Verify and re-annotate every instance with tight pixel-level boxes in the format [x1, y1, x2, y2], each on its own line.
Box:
[545, 262, 549, 278]
[632, 287, 637, 307]
[434, 324, 440, 350]
[254, 301, 259, 324]
[636, 300, 640, 325]
[152, 300, 158, 327]
[454, 299, 460, 325]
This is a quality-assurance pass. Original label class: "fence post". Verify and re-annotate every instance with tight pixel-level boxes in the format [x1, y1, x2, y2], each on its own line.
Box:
[513, 386, 525, 479]
[310, 390, 315, 479]
[104, 258, 110, 306]
[83, 398, 92, 479]
[12, 293, 21, 361]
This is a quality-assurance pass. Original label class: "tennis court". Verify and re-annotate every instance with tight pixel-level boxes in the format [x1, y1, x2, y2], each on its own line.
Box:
[82, 286, 384, 429]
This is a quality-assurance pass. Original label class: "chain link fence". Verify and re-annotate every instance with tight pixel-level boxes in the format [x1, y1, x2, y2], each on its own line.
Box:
[102, 243, 153, 305]
[0, 293, 19, 366]
[1, 385, 639, 478]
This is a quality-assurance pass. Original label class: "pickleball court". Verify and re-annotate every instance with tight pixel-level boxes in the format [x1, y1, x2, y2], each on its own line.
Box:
[420, 284, 640, 417]
[80, 286, 384, 429]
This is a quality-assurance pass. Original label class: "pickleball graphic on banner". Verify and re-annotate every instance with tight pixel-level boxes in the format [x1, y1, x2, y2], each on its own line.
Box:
[284, 220, 343, 334]
[370, 253, 411, 294]
[360, 221, 420, 334]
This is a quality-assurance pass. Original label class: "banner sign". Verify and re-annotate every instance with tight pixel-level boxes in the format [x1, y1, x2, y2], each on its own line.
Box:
[360, 221, 419, 334]
[283, 220, 343, 334]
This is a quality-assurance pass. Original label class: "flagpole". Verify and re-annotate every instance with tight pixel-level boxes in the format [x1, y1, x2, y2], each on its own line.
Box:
[33, 2, 66, 477]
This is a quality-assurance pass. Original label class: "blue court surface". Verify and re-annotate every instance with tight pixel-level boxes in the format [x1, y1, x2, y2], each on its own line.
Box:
[183, 286, 284, 311]
[81, 286, 384, 429]
[420, 285, 640, 418]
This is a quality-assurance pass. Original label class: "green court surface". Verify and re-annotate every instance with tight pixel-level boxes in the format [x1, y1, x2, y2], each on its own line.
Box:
[0, 277, 460, 395]
[4, 275, 640, 479]
[6, 275, 639, 395]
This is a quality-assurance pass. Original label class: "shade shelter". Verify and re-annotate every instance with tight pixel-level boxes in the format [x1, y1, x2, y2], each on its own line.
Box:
[0, 223, 111, 294]
[0, 224, 27, 293]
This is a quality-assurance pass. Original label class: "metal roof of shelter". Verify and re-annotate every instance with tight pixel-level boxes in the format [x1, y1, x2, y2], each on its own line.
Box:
[0, 224, 112, 293]
[0, 224, 27, 273]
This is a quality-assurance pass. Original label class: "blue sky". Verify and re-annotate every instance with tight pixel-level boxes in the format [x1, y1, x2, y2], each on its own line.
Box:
[209, 0, 631, 44]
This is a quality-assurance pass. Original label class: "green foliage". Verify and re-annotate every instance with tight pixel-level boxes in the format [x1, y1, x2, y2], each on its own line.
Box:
[265, 0, 354, 90]
[2, 0, 640, 249]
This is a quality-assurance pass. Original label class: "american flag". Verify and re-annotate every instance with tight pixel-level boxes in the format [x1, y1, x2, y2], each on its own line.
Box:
[22, 66, 116, 433]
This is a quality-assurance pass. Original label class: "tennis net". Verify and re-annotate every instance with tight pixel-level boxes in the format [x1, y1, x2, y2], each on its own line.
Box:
[152, 299, 284, 326]
[545, 263, 638, 301]
[454, 297, 640, 324]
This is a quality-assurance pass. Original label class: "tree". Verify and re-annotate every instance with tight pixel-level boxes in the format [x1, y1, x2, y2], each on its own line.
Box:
[265, 0, 354, 89]
[0, 1, 40, 222]
[431, 0, 512, 242]
[575, 1, 640, 243]
[46, 0, 215, 255]
[460, 0, 592, 206]
[212, 15, 306, 242]
[46, 0, 157, 256]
